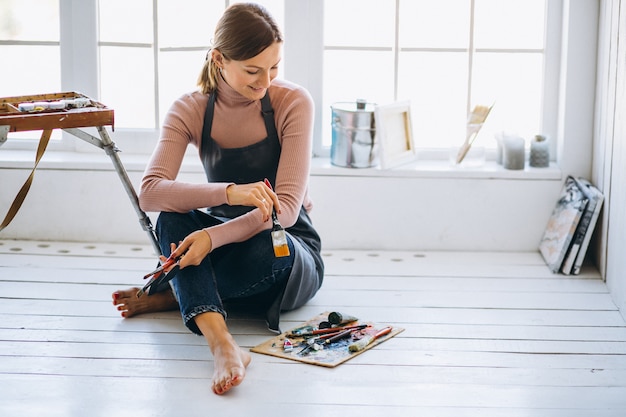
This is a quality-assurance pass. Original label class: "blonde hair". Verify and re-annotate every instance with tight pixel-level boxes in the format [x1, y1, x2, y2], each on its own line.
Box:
[198, 3, 283, 94]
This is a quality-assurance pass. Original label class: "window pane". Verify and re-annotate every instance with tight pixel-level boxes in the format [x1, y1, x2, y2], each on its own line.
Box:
[0, 45, 61, 141]
[158, 50, 207, 125]
[98, 0, 153, 44]
[325, 0, 395, 47]
[472, 52, 543, 144]
[0, 45, 60, 96]
[398, 52, 468, 149]
[99, 46, 155, 129]
[399, 0, 470, 49]
[323, 50, 395, 147]
[0, 0, 59, 41]
[474, 0, 545, 50]
[0, 1, 60, 142]
[158, 0, 221, 48]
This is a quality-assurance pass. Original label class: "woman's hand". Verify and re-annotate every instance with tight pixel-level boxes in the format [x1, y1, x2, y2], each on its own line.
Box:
[225, 181, 280, 221]
[167, 230, 213, 269]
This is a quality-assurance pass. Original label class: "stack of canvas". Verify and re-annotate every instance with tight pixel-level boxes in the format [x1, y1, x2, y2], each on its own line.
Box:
[539, 176, 604, 275]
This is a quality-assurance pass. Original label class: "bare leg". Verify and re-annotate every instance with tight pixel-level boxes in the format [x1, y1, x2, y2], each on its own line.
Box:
[195, 311, 252, 395]
[112, 288, 178, 318]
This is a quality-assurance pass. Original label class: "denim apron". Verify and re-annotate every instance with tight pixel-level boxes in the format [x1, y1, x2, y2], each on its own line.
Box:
[200, 90, 324, 332]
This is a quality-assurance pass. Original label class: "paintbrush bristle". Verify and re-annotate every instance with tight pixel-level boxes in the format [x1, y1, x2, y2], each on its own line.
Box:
[468, 104, 492, 124]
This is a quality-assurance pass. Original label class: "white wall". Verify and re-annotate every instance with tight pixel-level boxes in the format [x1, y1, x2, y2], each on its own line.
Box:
[0, 155, 562, 251]
[594, 0, 626, 317]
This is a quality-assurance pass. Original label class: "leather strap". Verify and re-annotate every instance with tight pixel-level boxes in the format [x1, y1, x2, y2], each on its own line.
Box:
[0, 129, 53, 231]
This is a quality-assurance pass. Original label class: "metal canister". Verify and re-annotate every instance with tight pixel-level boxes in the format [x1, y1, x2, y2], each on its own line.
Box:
[330, 99, 378, 168]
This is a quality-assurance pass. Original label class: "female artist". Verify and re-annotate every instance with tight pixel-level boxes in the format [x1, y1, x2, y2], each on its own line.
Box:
[112, 2, 324, 395]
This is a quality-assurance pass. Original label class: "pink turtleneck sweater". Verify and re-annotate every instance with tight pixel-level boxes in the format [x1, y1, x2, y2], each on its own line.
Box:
[139, 77, 315, 251]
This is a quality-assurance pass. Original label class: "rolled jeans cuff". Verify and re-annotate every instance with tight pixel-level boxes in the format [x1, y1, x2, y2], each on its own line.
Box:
[184, 305, 227, 335]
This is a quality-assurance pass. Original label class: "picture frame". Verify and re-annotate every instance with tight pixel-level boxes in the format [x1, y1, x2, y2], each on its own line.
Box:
[374, 101, 416, 169]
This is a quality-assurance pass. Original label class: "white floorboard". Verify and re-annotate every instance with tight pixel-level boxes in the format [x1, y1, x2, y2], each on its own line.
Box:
[1, 239, 625, 416]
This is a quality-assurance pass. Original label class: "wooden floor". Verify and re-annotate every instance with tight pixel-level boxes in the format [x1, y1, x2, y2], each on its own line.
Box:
[1, 239, 626, 416]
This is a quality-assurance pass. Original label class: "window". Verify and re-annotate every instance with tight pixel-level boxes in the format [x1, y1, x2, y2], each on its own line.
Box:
[96, 0, 284, 153]
[1, 0, 562, 162]
[0, 0, 62, 142]
[0, 0, 61, 95]
[98, 0, 284, 130]
[322, 0, 553, 156]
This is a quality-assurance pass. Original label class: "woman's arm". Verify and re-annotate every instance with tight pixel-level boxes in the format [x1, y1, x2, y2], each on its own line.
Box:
[139, 94, 232, 213]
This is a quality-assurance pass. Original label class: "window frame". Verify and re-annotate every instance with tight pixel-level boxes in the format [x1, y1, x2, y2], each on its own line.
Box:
[286, 0, 564, 159]
[2, 0, 595, 179]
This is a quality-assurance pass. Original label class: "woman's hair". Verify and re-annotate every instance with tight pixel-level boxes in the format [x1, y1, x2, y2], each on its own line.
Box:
[198, 2, 283, 94]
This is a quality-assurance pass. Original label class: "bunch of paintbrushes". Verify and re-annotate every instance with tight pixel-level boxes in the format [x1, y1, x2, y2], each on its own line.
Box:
[283, 311, 394, 355]
[136, 252, 182, 298]
[455, 103, 494, 164]
[293, 324, 370, 355]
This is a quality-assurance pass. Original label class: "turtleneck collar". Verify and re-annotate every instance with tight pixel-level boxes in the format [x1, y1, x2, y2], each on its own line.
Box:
[216, 74, 261, 107]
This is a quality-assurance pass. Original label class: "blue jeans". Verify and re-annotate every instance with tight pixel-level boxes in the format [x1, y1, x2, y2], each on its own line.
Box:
[155, 210, 295, 335]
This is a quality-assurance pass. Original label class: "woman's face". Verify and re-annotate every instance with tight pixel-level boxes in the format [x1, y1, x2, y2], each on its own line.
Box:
[215, 41, 282, 101]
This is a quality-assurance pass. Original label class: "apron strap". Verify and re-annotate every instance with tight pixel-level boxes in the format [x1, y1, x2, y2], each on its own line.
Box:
[260, 93, 278, 141]
[200, 92, 217, 156]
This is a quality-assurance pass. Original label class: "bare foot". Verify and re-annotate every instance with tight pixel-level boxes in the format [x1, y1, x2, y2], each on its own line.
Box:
[112, 288, 178, 318]
[211, 338, 252, 395]
[194, 312, 252, 395]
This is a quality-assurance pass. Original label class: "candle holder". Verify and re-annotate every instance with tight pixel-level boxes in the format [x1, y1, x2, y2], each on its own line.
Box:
[502, 135, 525, 170]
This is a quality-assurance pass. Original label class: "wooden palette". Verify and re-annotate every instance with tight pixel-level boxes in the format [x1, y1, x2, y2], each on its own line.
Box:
[251, 311, 404, 367]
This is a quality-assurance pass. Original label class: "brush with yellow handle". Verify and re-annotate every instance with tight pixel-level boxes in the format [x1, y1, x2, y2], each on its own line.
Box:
[455, 104, 494, 164]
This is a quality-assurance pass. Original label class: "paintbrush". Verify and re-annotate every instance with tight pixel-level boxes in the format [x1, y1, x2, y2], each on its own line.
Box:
[455, 104, 494, 164]
[288, 324, 369, 338]
[348, 326, 393, 352]
[264, 178, 290, 257]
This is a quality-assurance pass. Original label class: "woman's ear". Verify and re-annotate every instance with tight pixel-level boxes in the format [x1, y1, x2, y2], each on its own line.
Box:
[211, 49, 224, 68]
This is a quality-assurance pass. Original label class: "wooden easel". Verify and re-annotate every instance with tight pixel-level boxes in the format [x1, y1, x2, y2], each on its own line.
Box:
[0, 92, 161, 256]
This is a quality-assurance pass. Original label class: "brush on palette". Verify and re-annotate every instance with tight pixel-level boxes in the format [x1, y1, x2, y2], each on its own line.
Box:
[455, 103, 493, 164]
[348, 326, 393, 352]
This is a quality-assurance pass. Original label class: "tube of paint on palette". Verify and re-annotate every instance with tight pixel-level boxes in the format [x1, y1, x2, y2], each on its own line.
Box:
[328, 312, 358, 326]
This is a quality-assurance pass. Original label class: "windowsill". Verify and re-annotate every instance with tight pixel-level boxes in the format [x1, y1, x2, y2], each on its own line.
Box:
[309, 157, 561, 179]
[0, 149, 562, 180]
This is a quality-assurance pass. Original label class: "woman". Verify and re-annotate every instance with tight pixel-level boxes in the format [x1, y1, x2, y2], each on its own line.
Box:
[112, 2, 324, 395]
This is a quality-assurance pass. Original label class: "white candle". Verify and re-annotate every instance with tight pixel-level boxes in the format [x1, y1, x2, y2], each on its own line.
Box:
[502, 135, 525, 170]
[530, 134, 550, 167]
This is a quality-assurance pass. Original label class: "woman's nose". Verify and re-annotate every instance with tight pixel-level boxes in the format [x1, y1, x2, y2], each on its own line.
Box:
[259, 71, 272, 88]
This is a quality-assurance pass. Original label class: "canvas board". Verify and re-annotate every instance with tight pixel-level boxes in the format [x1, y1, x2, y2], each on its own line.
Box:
[539, 176, 589, 273]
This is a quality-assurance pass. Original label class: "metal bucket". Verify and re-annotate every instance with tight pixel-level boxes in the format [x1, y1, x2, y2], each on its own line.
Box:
[331, 100, 378, 168]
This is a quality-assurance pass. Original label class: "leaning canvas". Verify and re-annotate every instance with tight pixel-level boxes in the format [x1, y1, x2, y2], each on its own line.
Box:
[570, 178, 604, 275]
[539, 176, 589, 273]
